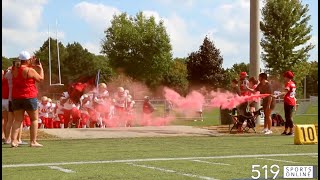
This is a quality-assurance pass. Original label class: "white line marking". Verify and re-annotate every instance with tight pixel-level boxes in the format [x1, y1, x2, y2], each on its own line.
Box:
[127, 163, 218, 180]
[2, 153, 316, 168]
[256, 158, 298, 163]
[48, 166, 75, 173]
[191, 160, 231, 166]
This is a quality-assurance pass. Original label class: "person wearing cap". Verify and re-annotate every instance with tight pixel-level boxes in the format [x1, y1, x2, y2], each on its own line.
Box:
[10, 51, 44, 147]
[238, 72, 250, 115]
[273, 71, 296, 136]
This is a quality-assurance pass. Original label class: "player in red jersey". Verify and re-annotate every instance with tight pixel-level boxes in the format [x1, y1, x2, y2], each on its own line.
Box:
[274, 71, 296, 136]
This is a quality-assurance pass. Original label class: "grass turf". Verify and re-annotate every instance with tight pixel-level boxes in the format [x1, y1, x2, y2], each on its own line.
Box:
[2, 136, 318, 180]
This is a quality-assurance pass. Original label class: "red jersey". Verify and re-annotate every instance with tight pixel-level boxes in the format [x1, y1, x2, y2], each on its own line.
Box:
[284, 80, 296, 106]
[2, 76, 9, 99]
[12, 67, 38, 99]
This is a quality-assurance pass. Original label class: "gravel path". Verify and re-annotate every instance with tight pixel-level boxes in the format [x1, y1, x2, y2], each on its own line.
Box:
[41, 126, 219, 139]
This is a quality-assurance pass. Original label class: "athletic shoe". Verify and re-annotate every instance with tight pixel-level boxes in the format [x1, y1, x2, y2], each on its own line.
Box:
[18, 141, 28, 145]
[265, 130, 273, 135]
[286, 132, 294, 136]
[281, 132, 287, 135]
[261, 129, 267, 133]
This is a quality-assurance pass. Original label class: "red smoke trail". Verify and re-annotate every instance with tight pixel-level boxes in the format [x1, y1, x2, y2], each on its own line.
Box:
[163, 87, 205, 116]
[210, 91, 270, 110]
[163, 87, 271, 113]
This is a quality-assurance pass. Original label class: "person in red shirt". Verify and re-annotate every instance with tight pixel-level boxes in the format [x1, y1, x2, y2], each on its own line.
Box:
[2, 69, 10, 141]
[238, 72, 250, 115]
[10, 51, 44, 147]
[274, 71, 296, 135]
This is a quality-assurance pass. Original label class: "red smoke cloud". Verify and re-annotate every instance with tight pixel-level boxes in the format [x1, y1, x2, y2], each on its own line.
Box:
[164, 87, 205, 116]
[164, 87, 270, 113]
[210, 90, 270, 110]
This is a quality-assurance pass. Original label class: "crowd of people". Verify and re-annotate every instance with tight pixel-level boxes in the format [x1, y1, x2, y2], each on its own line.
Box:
[29, 85, 155, 130]
[231, 71, 297, 135]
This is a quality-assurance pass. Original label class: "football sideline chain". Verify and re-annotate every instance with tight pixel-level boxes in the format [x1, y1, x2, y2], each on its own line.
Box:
[2, 153, 317, 168]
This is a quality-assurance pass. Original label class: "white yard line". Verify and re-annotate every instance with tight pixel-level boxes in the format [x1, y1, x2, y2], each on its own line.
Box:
[127, 163, 218, 180]
[48, 166, 75, 173]
[2, 153, 316, 168]
[191, 160, 231, 166]
[256, 158, 298, 163]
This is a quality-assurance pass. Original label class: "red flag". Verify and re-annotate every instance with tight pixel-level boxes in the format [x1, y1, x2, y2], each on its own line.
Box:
[68, 76, 96, 104]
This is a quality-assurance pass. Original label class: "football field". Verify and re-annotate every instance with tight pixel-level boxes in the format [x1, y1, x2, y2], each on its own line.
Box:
[2, 135, 318, 180]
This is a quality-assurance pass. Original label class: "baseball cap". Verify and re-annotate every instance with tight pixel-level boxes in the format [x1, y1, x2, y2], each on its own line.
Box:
[284, 71, 294, 79]
[18, 51, 31, 61]
[240, 72, 248, 77]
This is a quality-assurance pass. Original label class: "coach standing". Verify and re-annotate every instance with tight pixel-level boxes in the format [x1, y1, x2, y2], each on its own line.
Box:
[10, 51, 44, 147]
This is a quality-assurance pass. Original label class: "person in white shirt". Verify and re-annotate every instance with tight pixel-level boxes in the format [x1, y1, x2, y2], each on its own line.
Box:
[113, 87, 128, 126]
[38, 96, 50, 129]
[55, 99, 65, 128]
[47, 98, 56, 129]
[125, 95, 135, 127]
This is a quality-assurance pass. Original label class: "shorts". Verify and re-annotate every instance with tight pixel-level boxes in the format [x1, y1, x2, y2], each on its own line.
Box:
[12, 98, 38, 111]
[2, 99, 9, 111]
[9, 101, 13, 112]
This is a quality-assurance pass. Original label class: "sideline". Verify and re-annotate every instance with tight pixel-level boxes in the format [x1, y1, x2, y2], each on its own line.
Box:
[2, 153, 316, 168]
[127, 163, 218, 180]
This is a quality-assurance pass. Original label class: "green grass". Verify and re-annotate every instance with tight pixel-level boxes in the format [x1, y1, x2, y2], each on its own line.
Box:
[2, 136, 318, 180]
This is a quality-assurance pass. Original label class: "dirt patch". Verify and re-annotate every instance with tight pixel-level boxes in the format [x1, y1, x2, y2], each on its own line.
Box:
[21, 130, 60, 140]
[40, 126, 220, 139]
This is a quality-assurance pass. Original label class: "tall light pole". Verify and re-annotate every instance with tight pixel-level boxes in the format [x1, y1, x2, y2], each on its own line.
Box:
[250, 0, 261, 124]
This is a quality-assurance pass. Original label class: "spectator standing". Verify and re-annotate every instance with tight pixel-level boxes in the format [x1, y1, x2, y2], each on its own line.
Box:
[274, 71, 296, 136]
[10, 51, 44, 147]
[248, 73, 275, 135]
[4, 63, 26, 145]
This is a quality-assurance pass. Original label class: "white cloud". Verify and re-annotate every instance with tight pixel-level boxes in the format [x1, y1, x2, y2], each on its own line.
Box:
[2, 0, 47, 30]
[154, 0, 194, 7]
[74, 1, 121, 31]
[73, 2, 122, 55]
[143, 11, 200, 57]
[83, 42, 102, 55]
[2, 0, 50, 57]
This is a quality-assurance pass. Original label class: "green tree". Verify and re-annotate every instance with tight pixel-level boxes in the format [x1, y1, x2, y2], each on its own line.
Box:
[34, 39, 113, 94]
[291, 61, 311, 98]
[34, 38, 69, 94]
[163, 58, 189, 95]
[101, 12, 173, 88]
[224, 62, 249, 89]
[306, 61, 318, 97]
[260, 0, 315, 77]
[186, 36, 225, 89]
[2, 56, 12, 70]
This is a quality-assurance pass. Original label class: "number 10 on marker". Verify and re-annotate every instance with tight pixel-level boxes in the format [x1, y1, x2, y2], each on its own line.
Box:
[251, 165, 280, 179]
